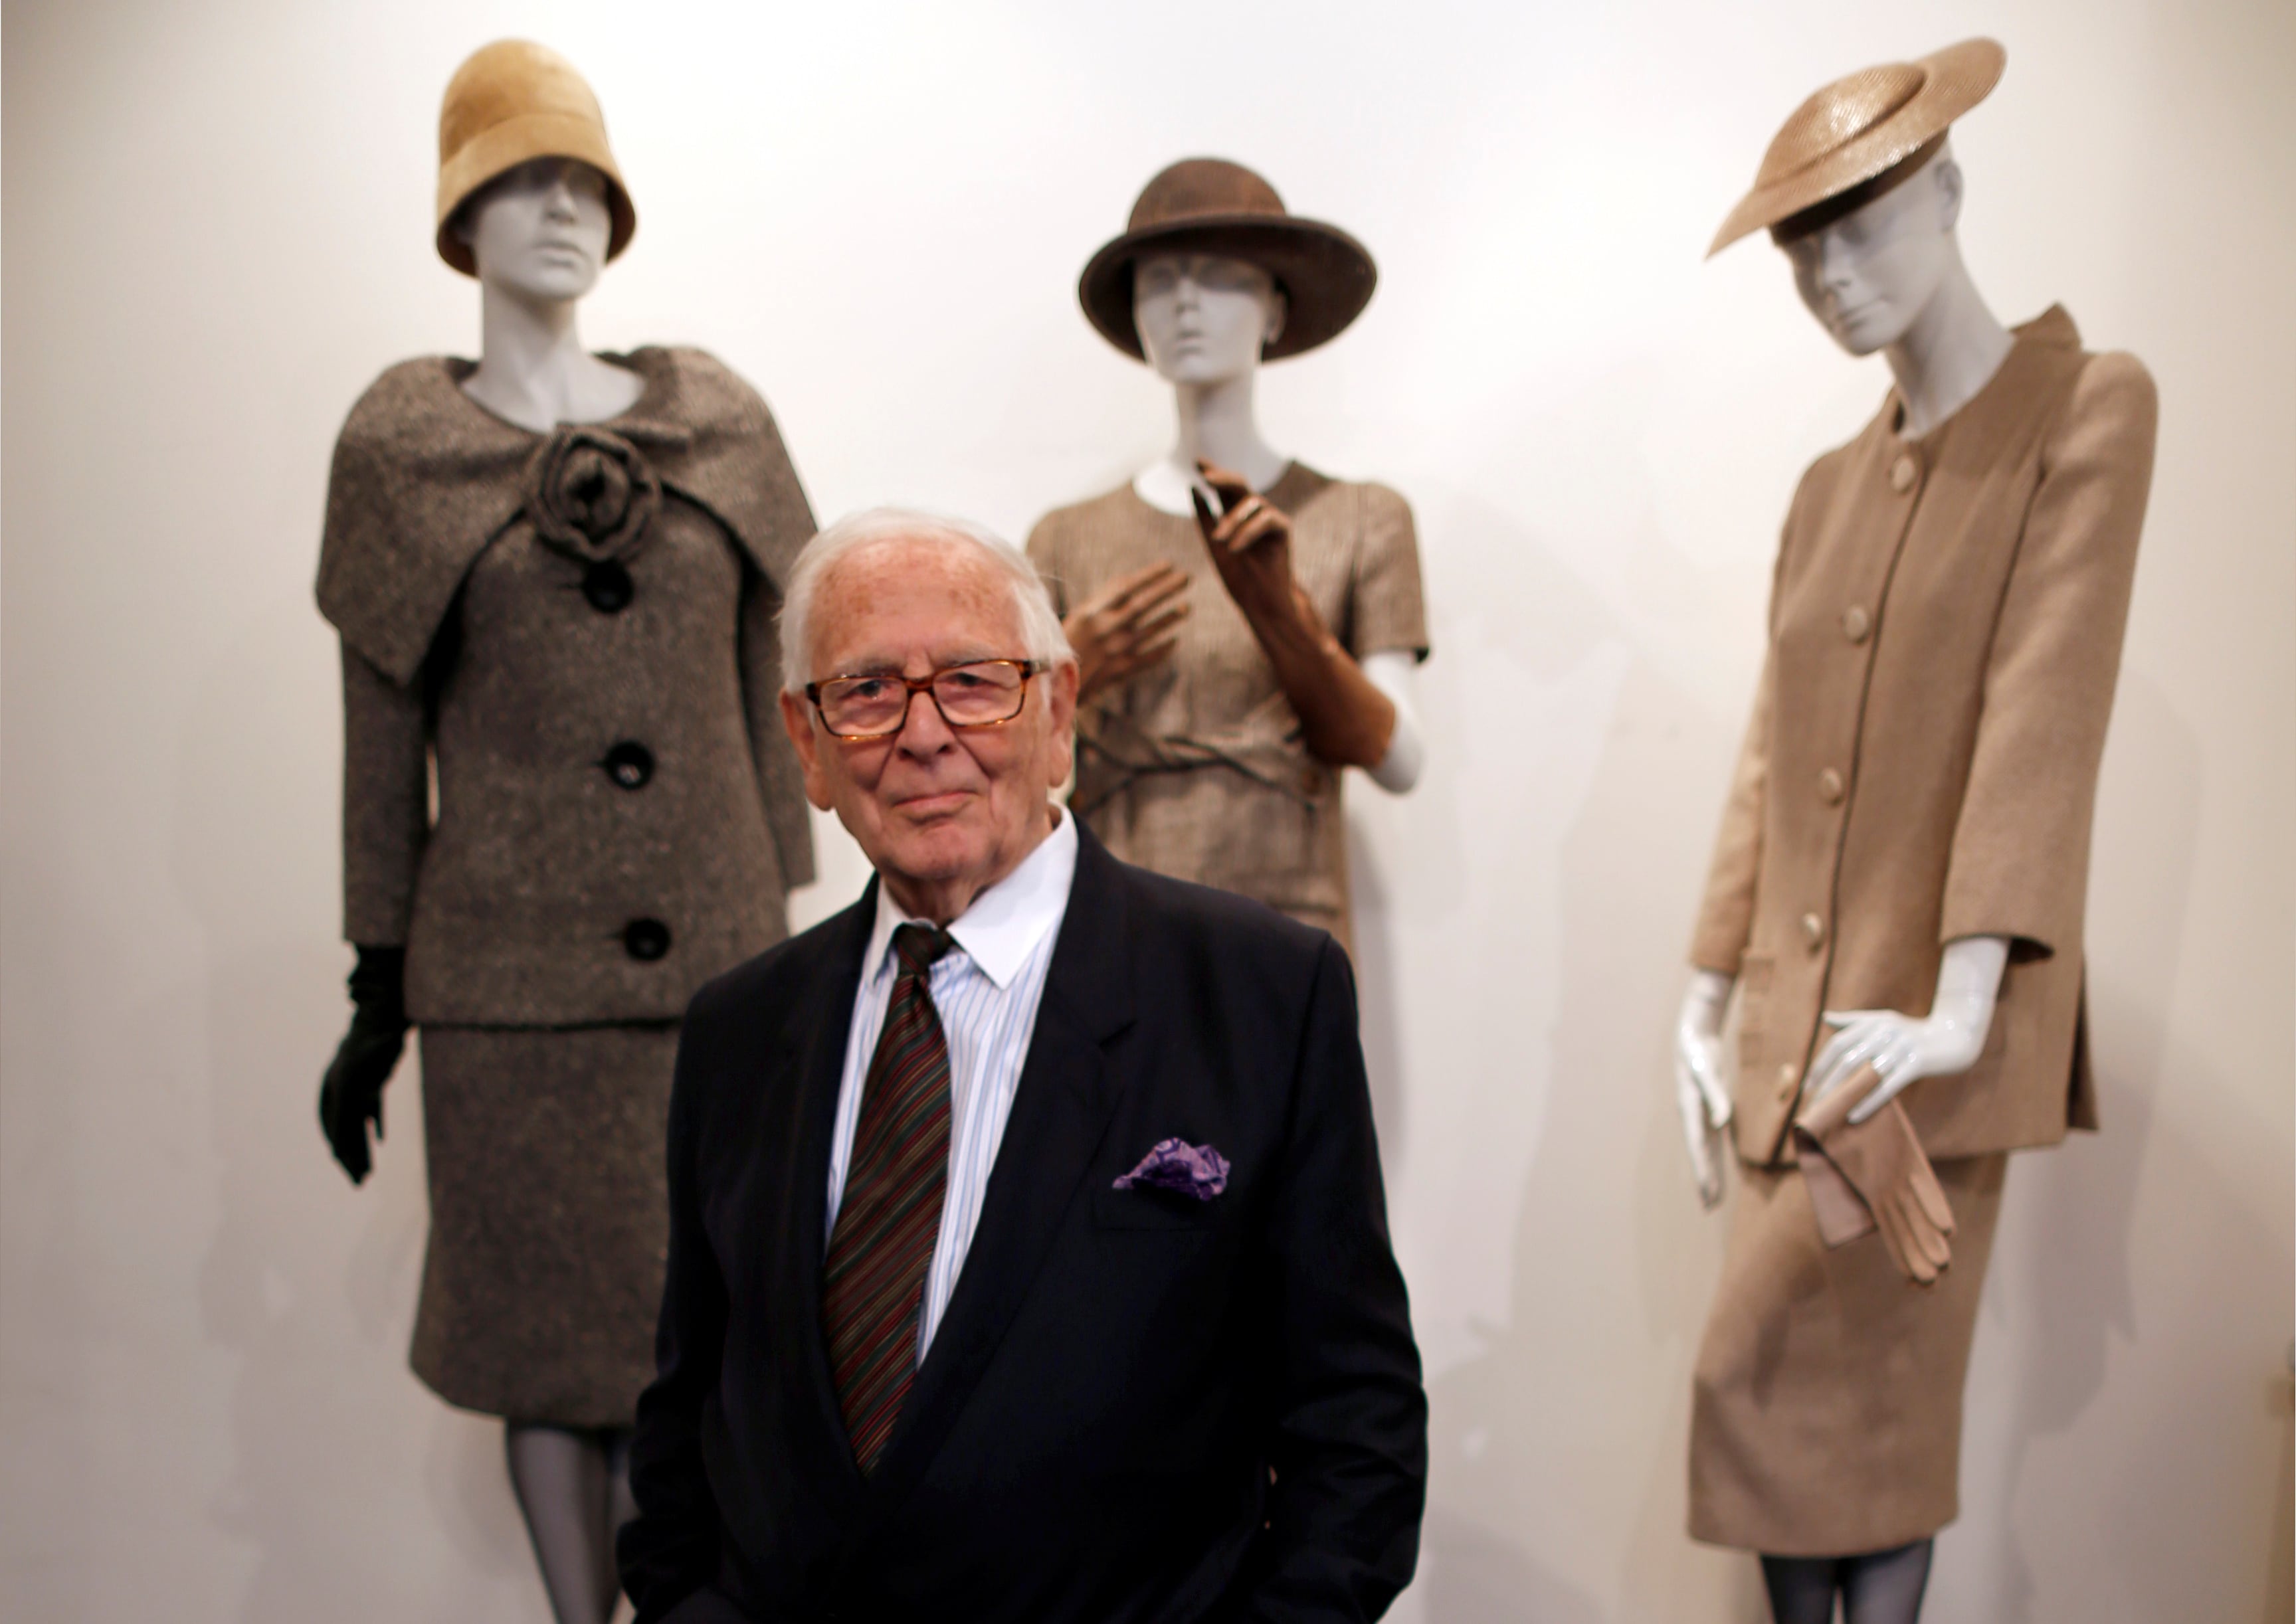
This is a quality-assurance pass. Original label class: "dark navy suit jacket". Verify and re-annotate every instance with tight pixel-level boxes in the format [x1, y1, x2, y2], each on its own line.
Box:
[619, 826, 1426, 1623]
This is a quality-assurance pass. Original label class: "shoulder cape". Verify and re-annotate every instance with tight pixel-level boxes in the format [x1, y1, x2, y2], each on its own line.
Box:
[316, 346, 815, 685]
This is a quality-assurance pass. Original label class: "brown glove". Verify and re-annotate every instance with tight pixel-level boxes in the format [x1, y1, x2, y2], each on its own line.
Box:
[1793, 1065, 1955, 1285]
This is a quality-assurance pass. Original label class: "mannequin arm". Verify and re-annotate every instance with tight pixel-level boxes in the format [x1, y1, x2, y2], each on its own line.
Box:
[1673, 970, 1736, 1209]
[1061, 563, 1193, 704]
[339, 643, 430, 945]
[1192, 464, 1396, 770]
[739, 568, 816, 891]
[1359, 651, 1425, 793]
[1938, 357, 2156, 952]
[1248, 581, 1396, 769]
[1804, 935, 2010, 1123]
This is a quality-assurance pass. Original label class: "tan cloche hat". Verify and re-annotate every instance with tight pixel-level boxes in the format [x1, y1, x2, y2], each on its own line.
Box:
[1079, 158, 1377, 362]
[1708, 38, 2005, 256]
[434, 39, 636, 276]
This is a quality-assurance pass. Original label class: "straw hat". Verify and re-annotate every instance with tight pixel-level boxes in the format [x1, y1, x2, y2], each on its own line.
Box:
[1708, 39, 2004, 256]
[1078, 158, 1377, 362]
[434, 40, 636, 276]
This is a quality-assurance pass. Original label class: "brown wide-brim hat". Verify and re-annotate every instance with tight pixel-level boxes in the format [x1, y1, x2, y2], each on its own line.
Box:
[1079, 158, 1377, 363]
[434, 39, 637, 277]
[1708, 38, 2005, 256]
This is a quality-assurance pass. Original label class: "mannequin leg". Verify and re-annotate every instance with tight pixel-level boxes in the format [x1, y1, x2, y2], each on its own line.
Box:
[1759, 1554, 1842, 1623]
[506, 1422, 630, 1624]
[605, 1427, 637, 1537]
[1840, 1539, 1934, 1624]
[1759, 1538, 1935, 1624]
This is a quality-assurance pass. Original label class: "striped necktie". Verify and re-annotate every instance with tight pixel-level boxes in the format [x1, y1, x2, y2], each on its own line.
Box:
[823, 921, 955, 1473]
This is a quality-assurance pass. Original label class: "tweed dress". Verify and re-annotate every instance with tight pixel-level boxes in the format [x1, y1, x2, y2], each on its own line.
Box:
[320, 347, 816, 1425]
[1026, 464, 1427, 954]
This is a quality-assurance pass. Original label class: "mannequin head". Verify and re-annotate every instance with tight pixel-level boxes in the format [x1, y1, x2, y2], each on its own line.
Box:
[1780, 143, 1966, 357]
[1133, 252, 1288, 386]
[454, 157, 615, 304]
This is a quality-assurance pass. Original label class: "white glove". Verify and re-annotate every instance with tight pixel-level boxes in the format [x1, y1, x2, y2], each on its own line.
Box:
[1805, 935, 2011, 1123]
[1673, 970, 1736, 1210]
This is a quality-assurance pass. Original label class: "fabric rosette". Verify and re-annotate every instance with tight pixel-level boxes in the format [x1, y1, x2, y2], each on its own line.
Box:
[523, 425, 662, 564]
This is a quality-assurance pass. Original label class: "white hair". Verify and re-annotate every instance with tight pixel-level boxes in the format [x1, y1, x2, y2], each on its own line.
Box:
[778, 507, 1076, 693]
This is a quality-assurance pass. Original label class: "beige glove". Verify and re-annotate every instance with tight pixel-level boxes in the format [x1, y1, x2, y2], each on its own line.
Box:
[1793, 1066, 1955, 1285]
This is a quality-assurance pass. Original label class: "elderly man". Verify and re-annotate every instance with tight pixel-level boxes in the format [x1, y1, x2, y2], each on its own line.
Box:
[617, 509, 1425, 1623]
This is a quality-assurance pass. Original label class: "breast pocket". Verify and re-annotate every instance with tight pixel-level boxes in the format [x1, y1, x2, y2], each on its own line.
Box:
[1091, 1183, 1226, 1232]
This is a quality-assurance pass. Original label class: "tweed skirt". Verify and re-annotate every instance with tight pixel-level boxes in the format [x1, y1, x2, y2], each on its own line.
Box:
[410, 1022, 678, 1428]
[1688, 1152, 2008, 1556]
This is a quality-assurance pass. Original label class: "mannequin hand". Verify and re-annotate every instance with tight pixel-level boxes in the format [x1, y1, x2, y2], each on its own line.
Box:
[1674, 971, 1735, 1210]
[318, 946, 409, 1184]
[1063, 563, 1192, 704]
[1191, 460, 1301, 627]
[320, 1021, 403, 1182]
[1805, 935, 2010, 1124]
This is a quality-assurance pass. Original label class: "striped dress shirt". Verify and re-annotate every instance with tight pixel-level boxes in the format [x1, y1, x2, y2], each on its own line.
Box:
[825, 809, 1077, 1360]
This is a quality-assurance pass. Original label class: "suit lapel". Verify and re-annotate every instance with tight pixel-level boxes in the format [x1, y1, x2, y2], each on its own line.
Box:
[779, 881, 877, 1494]
[861, 830, 1139, 1506]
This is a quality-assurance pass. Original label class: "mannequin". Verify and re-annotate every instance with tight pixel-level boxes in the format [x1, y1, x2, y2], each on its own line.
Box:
[314, 41, 816, 1624]
[1107, 251, 1426, 792]
[1029, 159, 1431, 952]
[1676, 136, 2020, 1195]
[1675, 41, 2157, 1624]
[1675, 134, 2024, 1208]
[458, 147, 642, 1624]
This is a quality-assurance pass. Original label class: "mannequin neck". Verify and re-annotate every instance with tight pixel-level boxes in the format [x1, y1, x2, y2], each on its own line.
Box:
[1884, 248, 2014, 438]
[462, 282, 642, 434]
[1135, 371, 1288, 513]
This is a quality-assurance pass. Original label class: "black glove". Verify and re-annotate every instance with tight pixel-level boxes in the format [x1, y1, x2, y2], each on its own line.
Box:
[318, 945, 409, 1184]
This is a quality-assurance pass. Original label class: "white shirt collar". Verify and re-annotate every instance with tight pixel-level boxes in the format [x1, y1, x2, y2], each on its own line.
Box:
[862, 807, 1077, 990]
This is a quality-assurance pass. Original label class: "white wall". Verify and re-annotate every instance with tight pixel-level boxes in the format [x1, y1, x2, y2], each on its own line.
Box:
[3, 1, 2289, 1619]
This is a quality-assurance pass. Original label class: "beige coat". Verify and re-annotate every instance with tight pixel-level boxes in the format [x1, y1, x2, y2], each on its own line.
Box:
[1027, 464, 1428, 947]
[319, 347, 816, 1026]
[1691, 307, 2157, 1164]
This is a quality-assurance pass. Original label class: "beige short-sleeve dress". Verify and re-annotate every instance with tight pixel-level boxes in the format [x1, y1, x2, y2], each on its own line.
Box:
[1028, 463, 1427, 951]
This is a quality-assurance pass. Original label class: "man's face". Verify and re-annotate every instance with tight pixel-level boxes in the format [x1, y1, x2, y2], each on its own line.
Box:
[781, 538, 1078, 911]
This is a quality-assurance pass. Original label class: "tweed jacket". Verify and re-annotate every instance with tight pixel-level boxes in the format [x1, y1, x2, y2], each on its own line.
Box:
[318, 347, 817, 1026]
[1691, 308, 2156, 1164]
[1027, 464, 1427, 945]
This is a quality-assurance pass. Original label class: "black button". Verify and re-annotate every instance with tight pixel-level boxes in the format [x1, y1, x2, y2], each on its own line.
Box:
[622, 918, 671, 961]
[583, 560, 634, 613]
[602, 741, 655, 790]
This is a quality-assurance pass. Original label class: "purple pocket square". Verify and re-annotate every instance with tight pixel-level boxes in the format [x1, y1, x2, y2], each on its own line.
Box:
[1113, 1138, 1230, 1201]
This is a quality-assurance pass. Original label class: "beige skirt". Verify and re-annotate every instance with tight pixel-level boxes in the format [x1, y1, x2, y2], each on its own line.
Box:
[1688, 1152, 2008, 1556]
[410, 1023, 678, 1429]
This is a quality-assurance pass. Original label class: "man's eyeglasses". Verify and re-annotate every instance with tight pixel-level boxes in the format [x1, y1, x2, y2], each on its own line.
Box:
[805, 660, 1046, 741]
